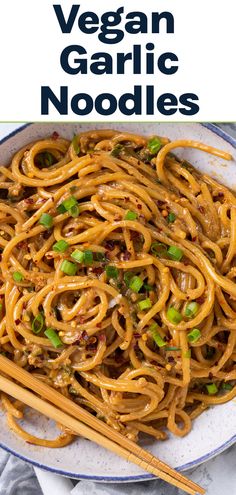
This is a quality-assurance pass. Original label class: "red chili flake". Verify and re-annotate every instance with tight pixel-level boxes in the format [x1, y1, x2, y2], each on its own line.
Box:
[23, 302, 27, 310]
[130, 231, 141, 241]
[198, 206, 205, 214]
[15, 319, 21, 325]
[92, 267, 104, 275]
[192, 236, 197, 242]
[96, 323, 102, 328]
[104, 240, 115, 251]
[137, 204, 142, 210]
[24, 198, 34, 205]
[122, 251, 131, 261]
[51, 131, 59, 140]
[124, 197, 129, 203]
[78, 316, 85, 324]
[208, 372, 213, 380]
[99, 334, 106, 341]
[196, 296, 205, 304]
[218, 192, 224, 197]
[157, 200, 165, 207]
[18, 241, 28, 250]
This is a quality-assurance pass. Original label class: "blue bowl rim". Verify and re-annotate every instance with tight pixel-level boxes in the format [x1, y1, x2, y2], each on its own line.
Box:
[0, 121, 235, 482]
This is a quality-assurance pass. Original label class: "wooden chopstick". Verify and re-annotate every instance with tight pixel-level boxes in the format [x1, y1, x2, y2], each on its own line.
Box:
[0, 374, 196, 495]
[0, 355, 204, 494]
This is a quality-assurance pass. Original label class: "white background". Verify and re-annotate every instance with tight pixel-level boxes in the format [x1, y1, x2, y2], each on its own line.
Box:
[0, 0, 235, 121]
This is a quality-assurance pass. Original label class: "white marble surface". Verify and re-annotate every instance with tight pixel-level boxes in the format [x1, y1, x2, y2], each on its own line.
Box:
[0, 123, 235, 495]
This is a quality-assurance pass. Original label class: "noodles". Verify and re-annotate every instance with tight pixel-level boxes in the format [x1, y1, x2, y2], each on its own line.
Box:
[0, 129, 236, 448]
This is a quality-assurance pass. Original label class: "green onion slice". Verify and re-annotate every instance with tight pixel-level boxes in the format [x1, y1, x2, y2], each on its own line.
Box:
[206, 383, 218, 395]
[187, 328, 201, 343]
[110, 144, 123, 157]
[125, 211, 138, 221]
[185, 302, 199, 318]
[71, 250, 85, 263]
[138, 298, 152, 311]
[124, 272, 135, 287]
[32, 313, 44, 334]
[151, 242, 167, 257]
[165, 346, 181, 351]
[72, 135, 80, 155]
[70, 204, 80, 218]
[222, 382, 233, 391]
[144, 283, 154, 291]
[13, 271, 24, 283]
[106, 266, 119, 279]
[60, 260, 77, 276]
[53, 240, 69, 253]
[44, 328, 63, 348]
[129, 276, 143, 293]
[147, 137, 162, 155]
[150, 327, 166, 347]
[84, 250, 93, 265]
[167, 307, 182, 324]
[167, 212, 176, 223]
[167, 245, 183, 261]
[39, 213, 53, 229]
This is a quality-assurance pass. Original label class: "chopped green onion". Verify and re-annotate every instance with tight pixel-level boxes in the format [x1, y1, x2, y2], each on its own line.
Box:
[165, 346, 181, 351]
[187, 328, 201, 343]
[44, 328, 63, 348]
[70, 204, 80, 218]
[167, 245, 183, 261]
[144, 283, 154, 291]
[13, 271, 24, 283]
[151, 242, 167, 257]
[32, 313, 44, 334]
[185, 302, 199, 318]
[167, 307, 182, 324]
[106, 266, 119, 279]
[138, 298, 152, 311]
[184, 350, 191, 358]
[60, 260, 77, 276]
[72, 135, 80, 155]
[95, 252, 107, 262]
[147, 137, 162, 155]
[150, 326, 166, 347]
[39, 213, 53, 229]
[62, 196, 78, 211]
[53, 240, 69, 253]
[44, 152, 54, 167]
[71, 250, 84, 263]
[206, 383, 218, 395]
[129, 276, 143, 293]
[125, 210, 138, 221]
[84, 250, 93, 265]
[124, 272, 135, 287]
[222, 382, 233, 391]
[110, 144, 123, 157]
[36, 152, 54, 168]
[167, 212, 176, 223]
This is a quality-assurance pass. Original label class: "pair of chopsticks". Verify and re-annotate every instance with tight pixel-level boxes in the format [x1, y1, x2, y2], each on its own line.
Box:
[0, 355, 204, 494]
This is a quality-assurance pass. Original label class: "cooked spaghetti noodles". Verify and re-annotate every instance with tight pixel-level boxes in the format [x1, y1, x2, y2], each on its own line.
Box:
[0, 129, 236, 447]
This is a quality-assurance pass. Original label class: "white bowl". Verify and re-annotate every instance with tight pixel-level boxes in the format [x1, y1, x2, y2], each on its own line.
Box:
[0, 122, 236, 482]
